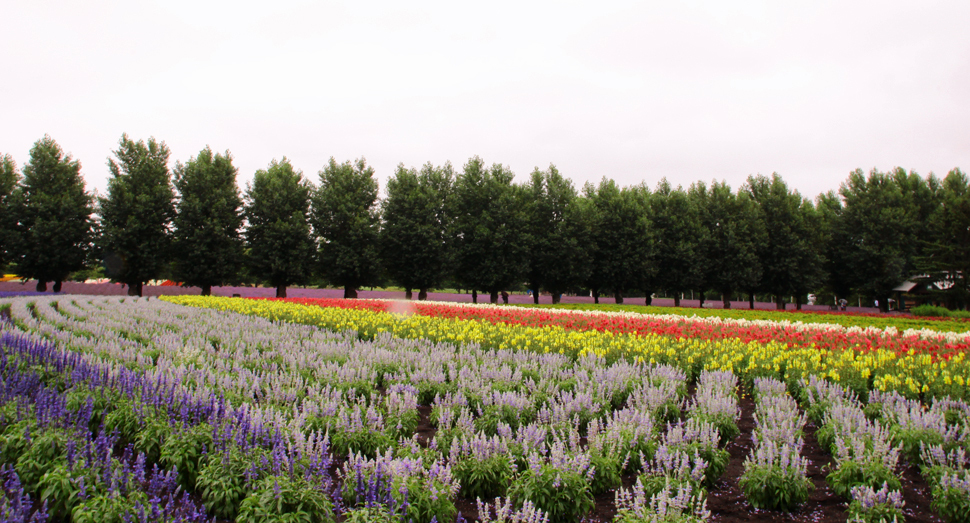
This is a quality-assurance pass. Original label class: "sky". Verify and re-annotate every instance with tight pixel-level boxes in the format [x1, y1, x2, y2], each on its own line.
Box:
[2, 0, 969, 200]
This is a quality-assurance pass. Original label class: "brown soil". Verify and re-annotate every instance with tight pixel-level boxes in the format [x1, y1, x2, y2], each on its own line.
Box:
[415, 405, 435, 448]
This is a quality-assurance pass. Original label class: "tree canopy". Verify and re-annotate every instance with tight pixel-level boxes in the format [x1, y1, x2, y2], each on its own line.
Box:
[10, 136, 93, 292]
[0, 153, 20, 268]
[244, 158, 315, 298]
[523, 165, 589, 304]
[451, 157, 528, 303]
[380, 162, 453, 299]
[652, 179, 702, 307]
[311, 158, 382, 298]
[172, 146, 244, 296]
[583, 178, 653, 304]
[98, 134, 176, 296]
[745, 173, 823, 309]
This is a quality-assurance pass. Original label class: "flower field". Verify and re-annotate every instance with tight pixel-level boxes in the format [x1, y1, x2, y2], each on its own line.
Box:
[174, 296, 970, 400]
[513, 302, 970, 334]
[1, 295, 968, 523]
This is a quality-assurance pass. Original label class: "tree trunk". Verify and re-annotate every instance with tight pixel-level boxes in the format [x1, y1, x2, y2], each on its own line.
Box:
[201, 284, 212, 296]
[276, 285, 287, 298]
[749, 293, 755, 309]
[490, 290, 498, 304]
[722, 294, 731, 309]
[344, 286, 357, 299]
[472, 290, 477, 304]
[592, 289, 599, 304]
[614, 290, 623, 304]
[533, 288, 540, 304]
[418, 288, 428, 301]
[644, 293, 653, 306]
[36, 280, 47, 292]
[698, 291, 705, 308]
[405, 288, 413, 300]
[674, 294, 681, 307]
[776, 295, 786, 310]
[796, 294, 803, 311]
[552, 293, 561, 304]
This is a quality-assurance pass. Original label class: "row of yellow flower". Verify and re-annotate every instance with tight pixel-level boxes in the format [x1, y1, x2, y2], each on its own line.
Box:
[162, 296, 969, 400]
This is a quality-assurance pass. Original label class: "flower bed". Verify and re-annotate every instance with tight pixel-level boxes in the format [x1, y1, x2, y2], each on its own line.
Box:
[260, 297, 970, 361]
[175, 296, 970, 400]
[4, 295, 968, 523]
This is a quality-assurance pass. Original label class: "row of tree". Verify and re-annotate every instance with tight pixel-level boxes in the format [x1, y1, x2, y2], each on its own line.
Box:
[2, 135, 968, 311]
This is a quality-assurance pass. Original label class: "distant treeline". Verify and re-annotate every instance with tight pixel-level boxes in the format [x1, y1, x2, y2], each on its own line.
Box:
[1, 134, 968, 312]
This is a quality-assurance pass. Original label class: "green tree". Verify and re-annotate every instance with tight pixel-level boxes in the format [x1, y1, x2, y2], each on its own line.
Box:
[171, 147, 244, 296]
[244, 159, 315, 298]
[98, 134, 175, 296]
[817, 190, 853, 303]
[697, 181, 763, 309]
[745, 173, 823, 309]
[311, 157, 381, 299]
[652, 179, 703, 307]
[920, 168, 970, 309]
[839, 168, 936, 312]
[0, 153, 20, 268]
[451, 157, 528, 304]
[583, 179, 653, 304]
[523, 165, 589, 304]
[686, 182, 715, 308]
[10, 136, 94, 292]
[380, 162, 453, 300]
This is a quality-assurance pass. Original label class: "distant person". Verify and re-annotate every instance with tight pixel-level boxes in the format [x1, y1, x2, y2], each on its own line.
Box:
[501, 291, 509, 304]
[839, 298, 847, 311]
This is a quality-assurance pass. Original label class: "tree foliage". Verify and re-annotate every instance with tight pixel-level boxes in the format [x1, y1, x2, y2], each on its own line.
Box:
[745, 173, 823, 309]
[583, 179, 653, 304]
[694, 180, 764, 309]
[838, 169, 930, 311]
[451, 157, 527, 303]
[380, 162, 453, 299]
[10, 136, 93, 292]
[311, 158, 382, 298]
[0, 153, 20, 268]
[172, 147, 244, 295]
[920, 169, 970, 309]
[98, 134, 175, 296]
[523, 165, 589, 304]
[652, 179, 702, 306]
[244, 158, 315, 298]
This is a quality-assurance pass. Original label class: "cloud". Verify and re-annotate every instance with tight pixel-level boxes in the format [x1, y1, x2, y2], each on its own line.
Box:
[2, 0, 968, 200]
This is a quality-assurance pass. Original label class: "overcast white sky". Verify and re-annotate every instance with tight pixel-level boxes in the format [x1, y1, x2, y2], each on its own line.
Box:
[2, 0, 969, 200]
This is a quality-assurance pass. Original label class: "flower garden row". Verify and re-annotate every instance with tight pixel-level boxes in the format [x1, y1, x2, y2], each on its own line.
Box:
[2, 296, 969, 523]
[0, 296, 734, 522]
[257, 297, 970, 362]
[513, 302, 970, 333]
[178, 296, 970, 401]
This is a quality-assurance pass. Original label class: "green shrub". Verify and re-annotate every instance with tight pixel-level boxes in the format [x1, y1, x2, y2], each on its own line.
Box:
[159, 422, 212, 490]
[507, 464, 594, 523]
[236, 475, 334, 523]
[453, 454, 514, 500]
[826, 460, 901, 499]
[72, 491, 149, 523]
[912, 305, 954, 317]
[197, 447, 270, 520]
[588, 452, 623, 495]
[931, 472, 970, 523]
